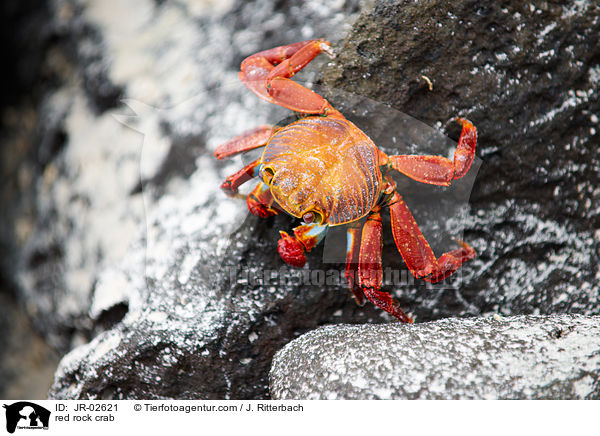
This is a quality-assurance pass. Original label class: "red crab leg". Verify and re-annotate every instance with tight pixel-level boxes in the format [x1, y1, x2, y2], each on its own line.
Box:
[220, 159, 261, 195]
[357, 210, 383, 296]
[214, 125, 275, 160]
[362, 287, 412, 323]
[357, 208, 412, 323]
[388, 191, 476, 282]
[221, 162, 280, 217]
[240, 40, 314, 103]
[345, 222, 365, 306]
[240, 39, 338, 115]
[241, 39, 315, 73]
[387, 118, 477, 186]
[247, 182, 279, 218]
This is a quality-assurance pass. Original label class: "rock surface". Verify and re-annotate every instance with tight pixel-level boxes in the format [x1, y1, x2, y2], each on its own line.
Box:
[36, 0, 375, 399]
[270, 315, 600, 399]
[1, 0, 598, 400]
[320, 0, 600, 319]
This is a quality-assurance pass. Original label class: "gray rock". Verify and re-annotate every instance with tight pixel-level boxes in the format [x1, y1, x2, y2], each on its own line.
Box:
[270, 315, 600, 399]
[319, 0, 600, 319]
[3, 0, 369, 353]
[44, 0, 374, 399]
[2, 0, 598, 400]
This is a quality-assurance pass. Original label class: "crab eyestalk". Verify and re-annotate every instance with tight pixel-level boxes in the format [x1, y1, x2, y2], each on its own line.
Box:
[277, 222, 328, 267]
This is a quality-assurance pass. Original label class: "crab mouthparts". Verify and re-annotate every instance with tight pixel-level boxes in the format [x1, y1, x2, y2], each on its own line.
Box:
[268, 183, 303, 217]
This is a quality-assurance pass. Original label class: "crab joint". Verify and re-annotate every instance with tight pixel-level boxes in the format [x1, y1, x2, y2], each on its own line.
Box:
[247, 182, 278, 218]
[293, 222, 329, 251]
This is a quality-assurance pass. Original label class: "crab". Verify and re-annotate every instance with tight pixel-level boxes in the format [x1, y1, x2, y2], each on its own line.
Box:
[214, 39, 477, 323]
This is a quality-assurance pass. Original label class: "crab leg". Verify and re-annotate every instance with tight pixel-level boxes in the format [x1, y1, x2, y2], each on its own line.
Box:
[244, 39, 316, 64]
[388, 192, 476, 282]
[356, 208, 412, 323]
[362, 287, 412, 323]
[240, 40, 313, 102]
[220, 159, 261, 195]
[240, 39, 338, 115]
[387, 118, 477, 186]
[345, 222, 365, 306]
[220, 160, 280, 217]
[247, 182, 279, 218]
[357, 210, 383, 294]
[277, 222, 328, 268]
[214, 125, 275, 160]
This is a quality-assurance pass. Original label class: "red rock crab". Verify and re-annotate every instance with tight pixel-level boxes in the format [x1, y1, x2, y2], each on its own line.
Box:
[214, 39, 477, 322]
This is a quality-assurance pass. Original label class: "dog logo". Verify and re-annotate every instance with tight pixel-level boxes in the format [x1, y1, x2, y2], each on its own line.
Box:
[3, 402, 50, 433]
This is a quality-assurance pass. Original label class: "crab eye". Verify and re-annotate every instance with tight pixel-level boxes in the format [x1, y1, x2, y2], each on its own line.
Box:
[302, 211, 322, 224]
[262, 167, 275, 185]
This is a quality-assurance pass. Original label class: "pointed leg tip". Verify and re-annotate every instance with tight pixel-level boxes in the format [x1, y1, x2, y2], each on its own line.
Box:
[456, 239, 477, 257]
[393, 311, 413, 324]
[214, 150, 225, 160]
[319, 41, 335, 58]
[452, 117, 473, 127]
[392, 307, 413, 324]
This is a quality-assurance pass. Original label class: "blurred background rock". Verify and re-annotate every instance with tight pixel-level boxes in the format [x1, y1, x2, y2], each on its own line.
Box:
[0, 0, 61, 399]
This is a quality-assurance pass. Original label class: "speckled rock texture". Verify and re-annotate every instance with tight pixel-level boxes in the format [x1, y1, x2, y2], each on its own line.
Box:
[270, 315, 600, 399]
[1, 0, 598, 400]
[32, 0, 374, 399]
[319, 0, 600, 318]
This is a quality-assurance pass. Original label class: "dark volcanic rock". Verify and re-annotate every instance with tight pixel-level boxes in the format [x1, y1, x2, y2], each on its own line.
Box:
[319, 0, 600, 319]
[48, 159, 381, 399]
[6, 0, 599, 401]
[270, 315, 600, 399]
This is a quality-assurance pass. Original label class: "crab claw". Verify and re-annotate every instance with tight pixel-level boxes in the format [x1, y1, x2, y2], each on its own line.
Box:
[277, 231, 306, 267]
